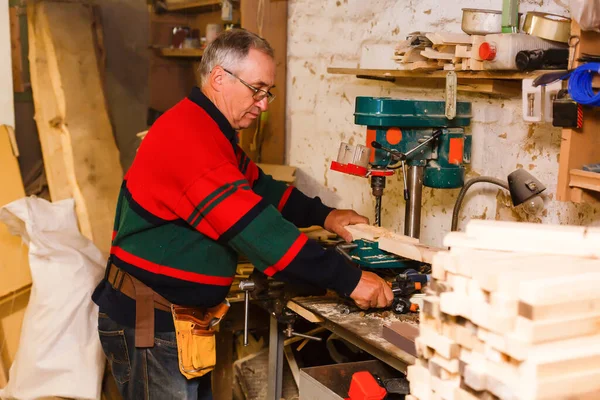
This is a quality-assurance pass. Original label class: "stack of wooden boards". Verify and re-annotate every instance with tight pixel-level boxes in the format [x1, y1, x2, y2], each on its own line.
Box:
[406, 220, 600, 400]
[28, 1, 121, 255]
[395, 31, 487, 71]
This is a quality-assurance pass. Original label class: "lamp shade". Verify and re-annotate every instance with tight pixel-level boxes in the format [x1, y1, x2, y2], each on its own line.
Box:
[507, 168, 546, 206]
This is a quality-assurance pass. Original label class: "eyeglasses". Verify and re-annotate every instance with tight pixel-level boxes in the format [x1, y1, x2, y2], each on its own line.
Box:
[222, 68, 276, 104]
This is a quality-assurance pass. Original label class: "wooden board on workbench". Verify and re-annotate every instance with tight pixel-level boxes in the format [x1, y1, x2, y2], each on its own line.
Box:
[290, 295, 417, 370]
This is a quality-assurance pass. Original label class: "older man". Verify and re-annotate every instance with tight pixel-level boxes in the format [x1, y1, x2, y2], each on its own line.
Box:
[92, 29, 393, 399]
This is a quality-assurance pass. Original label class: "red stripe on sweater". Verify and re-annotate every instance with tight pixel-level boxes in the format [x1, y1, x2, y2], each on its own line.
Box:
[263, 234, 308, 276]
[277, 186, 294, 212]
[112, 246, 233, 286]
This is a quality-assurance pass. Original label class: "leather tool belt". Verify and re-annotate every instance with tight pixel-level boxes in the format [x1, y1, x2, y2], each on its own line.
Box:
[107, 264, 230, 379]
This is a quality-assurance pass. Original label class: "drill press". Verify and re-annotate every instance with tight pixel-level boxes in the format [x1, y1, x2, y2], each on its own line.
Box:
[331, 97, 472, 238]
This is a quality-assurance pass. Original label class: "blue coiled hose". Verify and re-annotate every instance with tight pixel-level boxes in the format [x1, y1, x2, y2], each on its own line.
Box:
[568, 63, 600, 107]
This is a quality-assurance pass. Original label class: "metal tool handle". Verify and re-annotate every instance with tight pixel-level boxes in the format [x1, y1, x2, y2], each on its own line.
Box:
[239, 280, 255, 346]
[284, 322, 322, 341]
[403, 130, 442, 159]
[401, 160, 409, 201]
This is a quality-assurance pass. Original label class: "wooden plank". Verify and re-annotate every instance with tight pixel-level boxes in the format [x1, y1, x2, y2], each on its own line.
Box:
[241, 0, 287, 164]
[0, 288, 30, 385]
[382, 322, 419, 357]
[378, 237, 442, 264]
[0, 125, 31, 299]
[283, 345, 300, 388]
[285, 300, 324, 323]
[256, 163, 296, 184]
[36, 1, 122, 254]
[27, 3, 71, 202]
[556, 20, 600, 202]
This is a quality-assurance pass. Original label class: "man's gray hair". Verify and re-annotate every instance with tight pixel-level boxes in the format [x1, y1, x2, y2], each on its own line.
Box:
[198, 29, 274, 85]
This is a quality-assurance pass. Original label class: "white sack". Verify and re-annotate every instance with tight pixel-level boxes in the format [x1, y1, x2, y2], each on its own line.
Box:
[0, 197, 105, 400]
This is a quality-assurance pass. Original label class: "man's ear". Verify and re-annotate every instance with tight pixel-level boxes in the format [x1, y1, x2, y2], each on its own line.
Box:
[209, 66, 225, 93]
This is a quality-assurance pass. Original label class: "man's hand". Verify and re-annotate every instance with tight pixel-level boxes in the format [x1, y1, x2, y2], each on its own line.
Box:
[324, 209, 369, 242]
[350, 271, 394, 310]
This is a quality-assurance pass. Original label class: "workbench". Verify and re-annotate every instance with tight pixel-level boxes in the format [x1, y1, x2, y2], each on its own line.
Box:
[287, 295, 417, 372]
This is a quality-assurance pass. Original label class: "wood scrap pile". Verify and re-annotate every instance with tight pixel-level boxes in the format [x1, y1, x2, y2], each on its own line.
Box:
[406, 220, 600, 400]
[394, 32, 486, 71]
[28, 1, 121, 255]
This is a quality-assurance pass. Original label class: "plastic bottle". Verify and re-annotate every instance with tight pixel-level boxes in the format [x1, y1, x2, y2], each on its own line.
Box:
[479, 33, 566, 70]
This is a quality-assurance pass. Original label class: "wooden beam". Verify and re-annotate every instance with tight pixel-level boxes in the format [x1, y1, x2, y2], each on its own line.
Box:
[327, 67, 558, 81]
[30, 1, 123, 254]
[27, 3, 71, 202]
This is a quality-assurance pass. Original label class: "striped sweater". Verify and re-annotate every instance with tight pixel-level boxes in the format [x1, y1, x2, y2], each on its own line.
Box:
[92, 87, 362, 331]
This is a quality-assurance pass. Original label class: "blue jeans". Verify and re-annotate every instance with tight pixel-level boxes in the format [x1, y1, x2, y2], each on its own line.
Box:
[98, 313, 213, 400]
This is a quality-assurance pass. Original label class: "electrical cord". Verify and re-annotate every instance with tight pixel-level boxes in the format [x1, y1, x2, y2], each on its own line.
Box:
[568, 62, 600, 107]
[451, 177, 509, 232]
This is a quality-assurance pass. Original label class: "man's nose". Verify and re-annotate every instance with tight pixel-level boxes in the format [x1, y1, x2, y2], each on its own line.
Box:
[256, 96, 269, 112]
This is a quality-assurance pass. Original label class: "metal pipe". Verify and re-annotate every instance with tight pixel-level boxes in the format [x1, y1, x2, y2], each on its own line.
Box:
[291, 331, 323, 341]
[404, 166, 424, 239]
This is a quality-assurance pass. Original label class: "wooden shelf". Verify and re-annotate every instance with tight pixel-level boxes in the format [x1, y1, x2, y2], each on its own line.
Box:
[556, 21, 600, 204]
[570, 169, 600, 193]
[327, 67, 560, 96]
[155, 47, 204, 58]
[157, 0, 221, 12]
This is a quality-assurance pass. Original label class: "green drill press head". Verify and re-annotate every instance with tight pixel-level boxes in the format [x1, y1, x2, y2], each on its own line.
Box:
[354, 97, 472, 189]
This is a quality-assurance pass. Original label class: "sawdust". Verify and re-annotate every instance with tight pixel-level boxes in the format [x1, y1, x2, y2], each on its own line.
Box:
[392, 26, 400, 35]
[528, 164, 536, 170]
[430, 17, 459, 28]
[292, 77, 296, 85]
[516, 163, 524, 169]
[471, 207, 488, 220]
[423, 9, 432, 14]
[498, 133, 507, 139]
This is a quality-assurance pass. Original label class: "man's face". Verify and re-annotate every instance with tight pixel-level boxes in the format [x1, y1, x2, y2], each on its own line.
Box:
[222, 49, 276, 130]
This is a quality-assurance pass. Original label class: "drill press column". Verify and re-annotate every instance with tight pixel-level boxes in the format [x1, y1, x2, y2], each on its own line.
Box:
[405, 166, 424, 238]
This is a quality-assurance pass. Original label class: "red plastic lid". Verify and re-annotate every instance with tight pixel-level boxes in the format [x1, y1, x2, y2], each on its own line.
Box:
[479, 42, 496, 61]
[347, 371, 387, 400]
[330, 161, 369, 178]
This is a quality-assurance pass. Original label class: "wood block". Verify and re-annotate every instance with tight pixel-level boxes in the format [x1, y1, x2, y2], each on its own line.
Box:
[411, 382, 433, 400]
[455, 324, 478, 350]
[426, 32, 471, 45]
[416, 336, 435, 359]
[382, 322, 419, 357]
[514, 312, 600, 344]
[286, 301, 324, 323]
[470, 301, 514, 334]
[463, 364, 487, 392]
[431, 252, 449, 280]
[345, 223, 390, 241]
[422, 315, 443, 333]
[408, 61, 442, 71]
[419, 326, 460, 360]
[431, 354, 460, 374]
[423, 296, 441, 319]
[455, 45, 472, 59]
[421, 48, 455, 60]
[431, 280, 453, 295]
[405, 396, 420, 400]
[451, 275, 469, 296]
[402, 47, 429, 63]
[408, 363, 432, 385]
[524, 368, 600, 400]
[518, 270, 600, 306]
[431, 375, 460, 400]
[518, 296, 600, 321]
[439, 292, 469, 319]
[453, 387, 479, 400]
[443, 64, 456, 71]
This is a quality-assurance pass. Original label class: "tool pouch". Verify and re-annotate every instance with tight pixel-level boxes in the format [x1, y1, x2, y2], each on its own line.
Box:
[171, 301, 230, 379]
